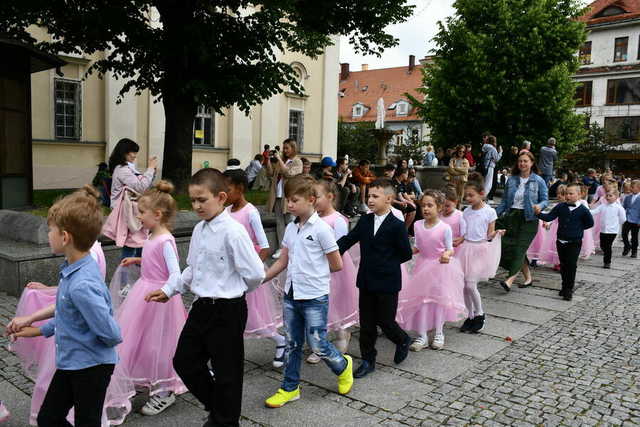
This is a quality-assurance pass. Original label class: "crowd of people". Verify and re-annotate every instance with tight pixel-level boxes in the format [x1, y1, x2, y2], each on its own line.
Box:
[1, 134, 639, 426]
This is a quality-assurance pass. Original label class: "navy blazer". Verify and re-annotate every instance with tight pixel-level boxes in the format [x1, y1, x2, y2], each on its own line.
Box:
[337, 212, 413, 294]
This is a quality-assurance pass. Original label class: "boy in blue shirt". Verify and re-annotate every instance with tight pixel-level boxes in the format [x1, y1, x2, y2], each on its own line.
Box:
[10, 186, 122, 425]
[621, 179, 640, 258]
[534, 183, 594, 301]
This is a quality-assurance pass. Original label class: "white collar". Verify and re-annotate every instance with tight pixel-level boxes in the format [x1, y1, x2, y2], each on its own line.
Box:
[127, 162, 141, 174]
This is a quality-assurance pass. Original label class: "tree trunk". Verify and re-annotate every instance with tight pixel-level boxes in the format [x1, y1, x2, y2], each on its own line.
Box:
[161, 89, 196, 194]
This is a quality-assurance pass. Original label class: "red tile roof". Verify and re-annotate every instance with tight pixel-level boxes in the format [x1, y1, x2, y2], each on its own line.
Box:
[579, 0, 640, 26]
[338, 64, 425, 123]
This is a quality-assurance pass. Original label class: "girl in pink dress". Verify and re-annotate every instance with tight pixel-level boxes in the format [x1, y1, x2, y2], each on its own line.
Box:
[456, 174, 503, 334]
[399, 190, 466, 351]
[115, 181, 187, 417]
[307, 180, 358, 362]
[223, 169, 287, 368]
[440, 188, 467, 254]
[578, 186, 596, 259]
[533, 185, 566, 270]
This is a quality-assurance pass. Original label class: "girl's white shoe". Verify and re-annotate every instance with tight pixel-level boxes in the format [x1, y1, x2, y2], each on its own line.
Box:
[140, 393, 176, 416]
[0, 401, 10, 422]
[431, 333, 445, 350]
[410, 336, 427, 352]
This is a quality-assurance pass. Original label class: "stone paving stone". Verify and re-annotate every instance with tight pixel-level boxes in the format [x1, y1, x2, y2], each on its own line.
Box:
[0, 380, 31, 427]
[240, 373, 380, 426]
[480, 286, 584, 311]
[121, 399, 207, 426]
[482, 299, 558, 325]
[298, 362, 434, 412]
[436, 329, 510, 360]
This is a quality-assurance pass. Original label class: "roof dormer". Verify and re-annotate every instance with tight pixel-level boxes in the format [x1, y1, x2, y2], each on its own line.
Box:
[595, 5, 627, 17]
[352, 102, 367, 118]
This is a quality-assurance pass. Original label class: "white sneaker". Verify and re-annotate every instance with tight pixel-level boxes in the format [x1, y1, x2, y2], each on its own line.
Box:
[410, 336, 427, 352]
[272, 345, 286, 368]
[431, 333, 445, 350]
[140, 393, 176, 416]
[0, 401, 10, 422]
[306, 352, 321, 364]
[272, 249, 282, 259]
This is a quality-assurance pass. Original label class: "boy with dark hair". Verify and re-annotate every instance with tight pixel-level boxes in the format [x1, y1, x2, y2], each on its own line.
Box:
[337, 179, 413, 378]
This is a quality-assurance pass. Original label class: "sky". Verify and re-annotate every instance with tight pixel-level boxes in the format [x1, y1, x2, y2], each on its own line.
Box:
[339, 0, 593, 70]
[339, 0, 456, 70]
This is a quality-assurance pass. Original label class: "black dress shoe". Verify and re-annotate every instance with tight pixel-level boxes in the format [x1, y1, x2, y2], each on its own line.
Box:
[632, 252, 638, 259]
[394, 336, 411, 364]
[354, 360, 375, 378]
[623, 248, 630, 256]
[500, 281, 511, 293]
[563, 293, 573, 301]
[558, 289, 565, 297]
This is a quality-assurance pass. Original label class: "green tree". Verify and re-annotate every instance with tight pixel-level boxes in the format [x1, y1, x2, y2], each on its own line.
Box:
[561, 121, 616, 172]
[1, 0, 413, 190]
[337, 121, 378, 162]
[409, 0, 587, 156]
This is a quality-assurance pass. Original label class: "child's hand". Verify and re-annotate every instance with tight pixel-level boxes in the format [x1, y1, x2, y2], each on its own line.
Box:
[120, 257, 140, 267]
[496, 229, 506, 236]
[145, 290, 169, 303]
[26, 282, 47, 290]
[439, 253, 451, 264]
[9, 326, 41, 341]
[6, 316, 32, 335]
[453, 237, 464, 247]
[543, 222, 551, 230]
[412, 247, 420, 255]
[533, 205, 541, 215]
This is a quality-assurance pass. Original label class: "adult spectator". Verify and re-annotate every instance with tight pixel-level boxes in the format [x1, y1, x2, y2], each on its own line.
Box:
[383, 163, 396, 178]
[261, 144, 271, 165]
[226, 158, 241, 170]
[352, 159, 376, 212]
[464, 143, 475, 167]
[266, 138, 303, 258]
[105, 138, 157, 258]
[318, 156, 336, 182]
[436, 147, 446, 165]
[300, 157, 312, 175]
[442, 148, 454, 167]
[407, 168, 423, 199]
[423, 145, 437, 166]
[496, 152, 549, 291]
[518, 140, 531, 156]
[538, 137, 558, 186]
[447, 145, 470, 207]
[245, 154, 263, 188]
[397, 158, 409, 169]
[582, 168, 599, 203]
[549, 172, 568, 199]
[482, 135, 503, 199]
[336, 158, 359, 216]
[392, 167, 417, 229]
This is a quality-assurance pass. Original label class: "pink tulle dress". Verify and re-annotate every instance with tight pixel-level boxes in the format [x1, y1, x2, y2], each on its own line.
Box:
[11, 242, 134, 426]
[398, 220, 466, 333]
[456, 233, 501, 282]
[320, 212, 359, 330]
[536, 220, 560, 266]
[527, 220, 547, 261]
[439, 209, 465, 254]
[114, 233, 187, 397]
[578, 200, 596, 258]
[227, 204, 282, 338]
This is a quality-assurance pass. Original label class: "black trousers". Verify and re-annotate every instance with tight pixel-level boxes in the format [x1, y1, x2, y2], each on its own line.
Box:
[486, 166, 499, 200]
[600, 233, 617, 265]
[37, 364, 114, 427]
[556, 240, 582, 295]
[173, 296, 247, 427]
[622, 221, 639, 253]
[358, 288, 409, 363]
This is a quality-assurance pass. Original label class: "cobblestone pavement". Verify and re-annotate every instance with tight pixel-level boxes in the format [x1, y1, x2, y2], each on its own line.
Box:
[1, 243, 639, 426]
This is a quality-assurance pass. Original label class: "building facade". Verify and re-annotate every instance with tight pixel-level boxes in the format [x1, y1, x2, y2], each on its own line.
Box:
[28, 26, 339, 190]
[575, 0, 640, 170]
[338, 56, 429, 153]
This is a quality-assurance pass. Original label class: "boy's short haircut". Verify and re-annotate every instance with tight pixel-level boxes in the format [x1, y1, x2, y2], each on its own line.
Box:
[285, 174, 317, 199]
[607, 188, 620, 196]
[223, 169, 249, 191]
[587, 168, 596, 175]
[369, 178, 397, 197]
[632, 179, 640, 187]
[191, 168, 229, 195]
[227, 158, 241, 167]
[254, 154, 263, 161]
[359, 159, 370, 166]
[567, 182, 582, 191]
[300, 157, 310, 166]
[48, 185, 103, 252]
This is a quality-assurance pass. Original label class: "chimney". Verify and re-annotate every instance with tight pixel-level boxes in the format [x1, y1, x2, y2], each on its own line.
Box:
[361, 64, 369, 71]
[340, 63, 350, 81]
[409, 55, 415, 72]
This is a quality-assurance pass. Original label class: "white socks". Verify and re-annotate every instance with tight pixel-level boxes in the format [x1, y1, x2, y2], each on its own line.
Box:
[271, 334, 286, 358]
[464, 280, 484, 318]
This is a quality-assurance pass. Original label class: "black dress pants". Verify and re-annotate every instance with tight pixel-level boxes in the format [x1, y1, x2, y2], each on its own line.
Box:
[173, 296, 247, 427]
[358, 288, 409, 363]
[556, 240, 582, 296]
[37, 364, 114, 427]
[600, 233, 617, 265]
[622, 221, 639, 253]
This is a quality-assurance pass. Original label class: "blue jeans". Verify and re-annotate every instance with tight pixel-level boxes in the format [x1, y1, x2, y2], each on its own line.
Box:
[282, 294, 347, 391]
[541, 174, 553, 187]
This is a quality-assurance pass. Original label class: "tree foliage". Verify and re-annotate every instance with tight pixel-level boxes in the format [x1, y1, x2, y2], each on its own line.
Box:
[1, 0, 413, 190]
[337, 121, 378, 163]
[409, 0, 587, 156]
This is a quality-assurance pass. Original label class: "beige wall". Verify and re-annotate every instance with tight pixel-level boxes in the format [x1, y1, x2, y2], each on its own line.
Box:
[29, 28, 339, 190]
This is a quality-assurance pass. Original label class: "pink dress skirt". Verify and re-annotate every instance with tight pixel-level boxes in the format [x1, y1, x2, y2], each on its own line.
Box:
[327, 250, 359, 330]
[456, 235, 502, 282]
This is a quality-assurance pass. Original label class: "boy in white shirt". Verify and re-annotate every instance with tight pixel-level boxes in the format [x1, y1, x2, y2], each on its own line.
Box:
[590, 189, 626, 269]
[263, 175, 354, 408]
[145, 168, 265, 427]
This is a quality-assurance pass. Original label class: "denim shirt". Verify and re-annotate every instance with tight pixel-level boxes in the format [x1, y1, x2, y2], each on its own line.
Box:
[40, 255, 122, 370]
[496, 173, 549, 221]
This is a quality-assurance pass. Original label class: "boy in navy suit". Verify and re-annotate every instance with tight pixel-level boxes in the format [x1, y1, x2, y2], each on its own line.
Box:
[337, 179, 413, 378]
[622, 180, 640, 258]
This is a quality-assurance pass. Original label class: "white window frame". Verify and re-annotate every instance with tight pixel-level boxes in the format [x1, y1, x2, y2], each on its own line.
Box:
[53, 78, 82, 140]
[396, 101, 409, 117]
[193, 105, 215, 146]
[352, 103, 364, 118]
[288, 108, 304, 151]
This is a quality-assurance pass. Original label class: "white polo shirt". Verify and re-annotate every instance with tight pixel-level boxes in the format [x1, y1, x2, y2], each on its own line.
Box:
[282, 211, 339, 300]
[590, 202, 627, 234]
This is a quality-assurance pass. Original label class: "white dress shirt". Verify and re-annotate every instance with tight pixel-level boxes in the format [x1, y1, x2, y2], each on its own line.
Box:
[590, 202, 627, 234]
[282, 212, 339, 300]
[512, 177, 530, 209]
[162, 210, 265, 299]
[373, 211, 391, 236]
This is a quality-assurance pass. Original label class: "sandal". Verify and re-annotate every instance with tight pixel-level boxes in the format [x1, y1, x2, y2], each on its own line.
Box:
[500, 281, 511, 292]
[518, 280, 533, 288]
